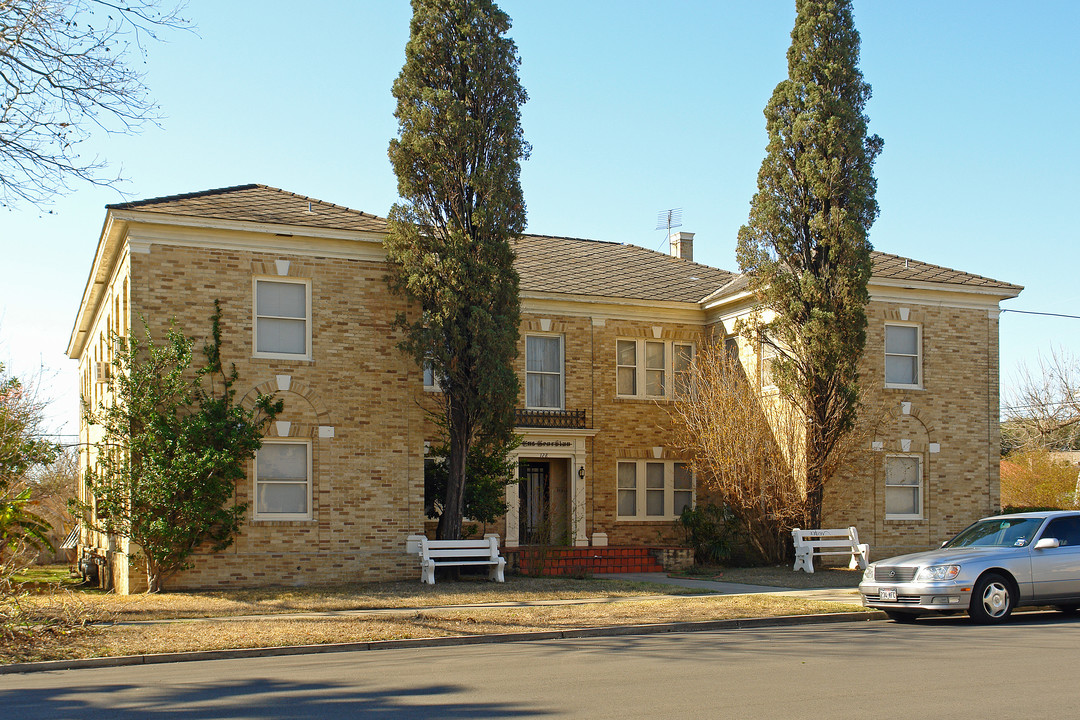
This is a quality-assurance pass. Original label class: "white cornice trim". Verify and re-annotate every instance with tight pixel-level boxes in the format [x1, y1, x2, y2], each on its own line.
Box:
[521, 293, 705, 324]
[124, 224, 387, 263]
[108, 209, 387, 244]
[869, 276, 1022, 300]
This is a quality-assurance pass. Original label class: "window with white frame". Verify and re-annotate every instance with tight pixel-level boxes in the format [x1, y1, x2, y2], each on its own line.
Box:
[616, 339, 694, 400]
[423, 359, 441, 391]
[673, 343, 694, 397]
[885, 454, 922, 520]
[254, 278, 311, 358]
[616, 460, 695, 520]
[759, 340, 779, 389]
[885, 323, 921, 387]
[254, 440, 312, 520]
[526, 335, 563, 409]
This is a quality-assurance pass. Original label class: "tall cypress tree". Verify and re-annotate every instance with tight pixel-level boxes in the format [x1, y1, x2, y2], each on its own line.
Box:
[736, 0, 883, 529]
[386, 0, 528, 540]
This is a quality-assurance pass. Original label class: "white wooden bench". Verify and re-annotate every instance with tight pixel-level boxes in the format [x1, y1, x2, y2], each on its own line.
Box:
[405, 535, 506, 585]
[791, 527, 869, 574]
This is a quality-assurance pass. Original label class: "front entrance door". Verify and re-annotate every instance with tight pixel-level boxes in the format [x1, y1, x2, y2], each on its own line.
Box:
[519, 461, 550, 545]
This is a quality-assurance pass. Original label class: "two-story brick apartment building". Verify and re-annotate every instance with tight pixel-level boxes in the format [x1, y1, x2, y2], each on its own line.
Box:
[68, 185, 1021, 593]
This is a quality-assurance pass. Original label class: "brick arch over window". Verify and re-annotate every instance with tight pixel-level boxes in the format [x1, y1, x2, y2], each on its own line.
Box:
[242, 378, 332, 433]
[870, 404, 938, 538]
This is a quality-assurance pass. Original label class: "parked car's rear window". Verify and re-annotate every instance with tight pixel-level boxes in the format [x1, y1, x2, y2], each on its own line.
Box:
[945, 517, 1046, 548]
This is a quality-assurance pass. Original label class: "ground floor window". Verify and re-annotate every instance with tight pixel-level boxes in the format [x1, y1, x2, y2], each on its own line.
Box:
[885, 454, 922, 520]
[254, 439, 312, 520]
[616, 460, 694, 521]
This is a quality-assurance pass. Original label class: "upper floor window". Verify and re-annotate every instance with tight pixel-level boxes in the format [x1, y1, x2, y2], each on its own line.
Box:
[526, 335, 563, 409]
[616, 338, 694, 400]
[617, 460, 695, 521]
[254, 278, 311, 359]
[423, 359, 441, 391]
[885, 454, 922, 520]
[759, 340, 779, 389]
[885, 323, 921, 388]
[254, 439, 312, 521]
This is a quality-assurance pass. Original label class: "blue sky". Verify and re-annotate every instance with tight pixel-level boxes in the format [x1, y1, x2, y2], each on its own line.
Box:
[2, 1, 1078, 435]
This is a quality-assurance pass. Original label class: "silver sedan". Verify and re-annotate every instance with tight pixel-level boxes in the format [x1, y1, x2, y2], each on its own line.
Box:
[859, 510, 1080, 623]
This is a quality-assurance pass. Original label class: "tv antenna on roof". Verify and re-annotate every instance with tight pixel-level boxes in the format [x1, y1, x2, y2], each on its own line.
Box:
[655, 208, 683, 251]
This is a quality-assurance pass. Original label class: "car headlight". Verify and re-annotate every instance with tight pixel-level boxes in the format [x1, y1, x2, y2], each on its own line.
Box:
[915, 565, 960, 581]
[863, 564, 875, 581]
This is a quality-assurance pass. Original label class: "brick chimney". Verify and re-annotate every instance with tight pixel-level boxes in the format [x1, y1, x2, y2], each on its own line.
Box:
[669, 231, 694, 261]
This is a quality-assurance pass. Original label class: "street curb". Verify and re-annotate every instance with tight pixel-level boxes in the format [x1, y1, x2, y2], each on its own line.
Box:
[0, 611, 886, 675]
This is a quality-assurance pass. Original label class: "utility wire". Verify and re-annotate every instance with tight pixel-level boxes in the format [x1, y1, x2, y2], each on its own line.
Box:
[1002, 309, 1080, 320]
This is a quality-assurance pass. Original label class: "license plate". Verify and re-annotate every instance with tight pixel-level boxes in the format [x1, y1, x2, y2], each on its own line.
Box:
[879, 588, 897, 601]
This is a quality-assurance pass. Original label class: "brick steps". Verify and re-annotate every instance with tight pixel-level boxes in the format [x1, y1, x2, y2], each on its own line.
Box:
[504, 546, 666, 576]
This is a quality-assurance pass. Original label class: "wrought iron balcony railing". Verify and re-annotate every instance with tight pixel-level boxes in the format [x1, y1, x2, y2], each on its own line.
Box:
[514, 408, 587, 429]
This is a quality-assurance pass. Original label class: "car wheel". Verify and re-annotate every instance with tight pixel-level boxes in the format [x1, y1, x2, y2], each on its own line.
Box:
[884, 610, 918, 623]
[969, 573, 1015, 624]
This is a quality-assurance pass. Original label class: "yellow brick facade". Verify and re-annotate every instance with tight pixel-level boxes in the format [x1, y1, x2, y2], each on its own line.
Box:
[68, 192, 1018, 592]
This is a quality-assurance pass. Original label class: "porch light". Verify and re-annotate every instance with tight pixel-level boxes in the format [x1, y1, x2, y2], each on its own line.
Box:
[578, 465, 586, 479]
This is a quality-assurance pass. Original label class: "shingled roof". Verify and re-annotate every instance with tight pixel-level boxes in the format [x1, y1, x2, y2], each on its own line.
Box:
[870, 251, 1021, 292]
[515, 234, 734, 303]
[107, 184, 390, 234]
[107, 185, 1019, 302]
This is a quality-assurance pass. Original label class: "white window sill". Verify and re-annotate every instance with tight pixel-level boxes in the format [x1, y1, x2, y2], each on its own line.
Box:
[884, 384, 924, 391]
[252, 515, 314, 523]
[253, 352, 313, 362]
[884, 515, 924, 522]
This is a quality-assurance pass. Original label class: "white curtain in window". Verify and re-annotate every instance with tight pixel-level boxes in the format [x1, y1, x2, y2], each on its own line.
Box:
[645, 341, 665, 396]
[617, 340, 637, 395]
[885, 326, 919, 385]
[646, 462, 665, 516]
[257, 281, 307, 354]
[885, 456, 920, 516]
[526, 336, 562, 408]
[257, 443, 308, 514]
[617, 462, 637, 516]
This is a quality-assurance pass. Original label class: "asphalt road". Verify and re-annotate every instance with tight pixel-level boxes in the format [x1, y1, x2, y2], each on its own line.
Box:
[3, 613, 1079, 719]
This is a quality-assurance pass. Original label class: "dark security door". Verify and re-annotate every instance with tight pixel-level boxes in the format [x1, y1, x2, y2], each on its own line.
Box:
[519, 461, 551, 545]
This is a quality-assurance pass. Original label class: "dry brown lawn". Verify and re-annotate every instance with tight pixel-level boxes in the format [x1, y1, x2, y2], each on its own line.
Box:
[15, 594, 864, 664]
[5, 569, 869, 665]
[20, 575, 707, 622]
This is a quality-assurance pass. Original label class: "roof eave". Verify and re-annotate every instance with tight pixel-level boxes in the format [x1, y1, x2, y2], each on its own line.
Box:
[67, 210, 125, 358]
[107, 208, 388, 243]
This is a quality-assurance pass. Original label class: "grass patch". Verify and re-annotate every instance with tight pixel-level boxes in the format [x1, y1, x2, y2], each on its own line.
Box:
[4, 568, 871, 665]
[19, 576, 706, 623]
[15, 594, 867, 663]
[8, 565, 83, 593]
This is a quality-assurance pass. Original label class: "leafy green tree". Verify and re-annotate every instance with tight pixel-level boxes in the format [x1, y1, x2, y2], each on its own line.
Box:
[81, 303, 282, 592]
[386, 0, 529, 540]
[425, 434, 520, 532]
[0, 363, 58, 567]
[736, 0, 883, 529]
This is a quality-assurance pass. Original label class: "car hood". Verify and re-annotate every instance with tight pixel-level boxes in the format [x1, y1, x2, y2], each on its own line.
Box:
[874, 546, 1025, 567]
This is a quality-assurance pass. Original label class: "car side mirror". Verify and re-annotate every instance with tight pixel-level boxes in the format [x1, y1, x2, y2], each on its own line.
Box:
[1034, 537, 1060, 550]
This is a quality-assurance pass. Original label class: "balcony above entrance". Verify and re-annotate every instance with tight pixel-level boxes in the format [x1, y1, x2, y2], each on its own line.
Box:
[514, 408, 588, 429]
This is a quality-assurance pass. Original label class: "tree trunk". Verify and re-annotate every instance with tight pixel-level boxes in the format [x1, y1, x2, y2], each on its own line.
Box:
[437, 398, 470, 541]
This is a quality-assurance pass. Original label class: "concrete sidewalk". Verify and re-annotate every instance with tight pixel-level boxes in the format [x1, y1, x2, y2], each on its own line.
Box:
[599, 572, 863, 604]
[111, 572, 863, 626]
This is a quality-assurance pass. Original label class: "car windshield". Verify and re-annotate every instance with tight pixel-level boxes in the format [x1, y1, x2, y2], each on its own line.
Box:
[944, 517, 1046, 548]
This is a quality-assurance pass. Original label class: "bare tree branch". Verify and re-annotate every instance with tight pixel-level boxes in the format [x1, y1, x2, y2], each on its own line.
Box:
[0, 0, 191, 208]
